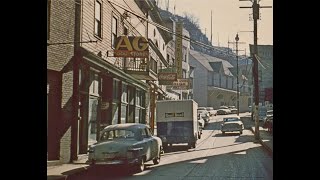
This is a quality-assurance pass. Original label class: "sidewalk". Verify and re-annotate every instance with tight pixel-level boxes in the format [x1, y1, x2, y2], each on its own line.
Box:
[240, 113, 273, 157]
[47, 155, 90, 180]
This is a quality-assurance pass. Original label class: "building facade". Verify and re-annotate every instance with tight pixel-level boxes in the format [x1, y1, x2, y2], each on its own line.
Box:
[249, 44, 273, 105]
[47, 0, 171, 164]
[189, 49, 250, 112]
[47, 0, 76, 164]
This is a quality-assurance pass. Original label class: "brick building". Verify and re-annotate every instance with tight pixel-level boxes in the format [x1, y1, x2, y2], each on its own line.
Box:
[47, 0, 75, 163]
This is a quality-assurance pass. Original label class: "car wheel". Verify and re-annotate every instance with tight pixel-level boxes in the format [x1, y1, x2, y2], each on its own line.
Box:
[198, 133, 201, 139]
[153, 150, 161, 165]
[240, 131, 243, 135]
[222, 131, 225, 135]
[192, 142, 196, 148]
[163, 143, 168, 150]
[135, 157, 145, 173]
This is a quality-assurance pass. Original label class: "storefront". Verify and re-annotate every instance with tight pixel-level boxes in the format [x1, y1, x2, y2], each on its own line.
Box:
[76, 47, 149, 154]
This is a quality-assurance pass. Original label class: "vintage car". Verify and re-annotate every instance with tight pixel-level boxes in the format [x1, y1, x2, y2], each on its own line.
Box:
[221, 116, 244, 135]
[228, 106, 238, 114]
[87, 123, 163, 173]
[197, 109, 210, 124]
[206, 107, 217, 116]
[217, 109, 229, 115]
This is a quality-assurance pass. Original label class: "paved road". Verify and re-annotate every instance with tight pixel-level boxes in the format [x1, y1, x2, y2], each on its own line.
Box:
[68, 114, 273, 180]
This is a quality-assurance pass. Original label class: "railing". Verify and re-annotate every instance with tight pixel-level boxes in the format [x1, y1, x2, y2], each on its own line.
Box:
[123, 58, 157, 74]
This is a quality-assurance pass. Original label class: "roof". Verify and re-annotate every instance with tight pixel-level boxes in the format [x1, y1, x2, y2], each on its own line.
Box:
[190, 49, 234, 76]
[102, 123, 149, 131]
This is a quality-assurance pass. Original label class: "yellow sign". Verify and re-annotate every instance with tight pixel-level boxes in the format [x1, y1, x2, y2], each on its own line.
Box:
[114, 36, 149, 58]
[175, 22, 183, 78]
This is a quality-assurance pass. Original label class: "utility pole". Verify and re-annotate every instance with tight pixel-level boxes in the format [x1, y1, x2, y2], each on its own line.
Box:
[228, 36, 245, 116]
[210, 10, 213, 45]
[240, 0, 272, 141]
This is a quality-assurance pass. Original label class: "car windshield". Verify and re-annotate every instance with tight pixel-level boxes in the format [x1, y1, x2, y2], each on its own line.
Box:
[224, 118, 240, 122]
[100, 129, 136, 141]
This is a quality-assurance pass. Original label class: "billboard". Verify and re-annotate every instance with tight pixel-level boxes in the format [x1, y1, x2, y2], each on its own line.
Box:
[114, 36, 149, 58]
[158, 72, 177, 85]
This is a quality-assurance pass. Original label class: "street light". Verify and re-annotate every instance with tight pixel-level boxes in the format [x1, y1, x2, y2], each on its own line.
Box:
[235, 33, 240, 116]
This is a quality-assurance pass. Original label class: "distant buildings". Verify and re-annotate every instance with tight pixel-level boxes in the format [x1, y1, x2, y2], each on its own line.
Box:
[249, 44, 273, 105]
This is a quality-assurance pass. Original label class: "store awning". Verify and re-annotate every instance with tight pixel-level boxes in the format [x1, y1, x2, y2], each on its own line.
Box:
[80, 47, 149, 91]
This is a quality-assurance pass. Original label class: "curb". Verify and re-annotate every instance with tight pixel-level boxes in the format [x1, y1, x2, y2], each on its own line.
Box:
[249, 127, 273, 158]
[47, 165, 92, 180]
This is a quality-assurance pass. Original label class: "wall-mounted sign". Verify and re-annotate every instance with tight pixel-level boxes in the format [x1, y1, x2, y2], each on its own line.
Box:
[175, 22, 183, 78]
[114, 36, 149, 58]
[172, 78, 190, 90]
[158, 72, 178, 85]
[158, 72, 177, 81]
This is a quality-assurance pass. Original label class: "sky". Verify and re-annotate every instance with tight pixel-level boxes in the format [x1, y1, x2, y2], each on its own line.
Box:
[157, 0, 273, 55]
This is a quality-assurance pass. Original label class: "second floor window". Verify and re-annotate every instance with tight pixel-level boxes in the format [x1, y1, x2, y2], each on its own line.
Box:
[112, 16, 118, 48]
[94, 1, 102, 37]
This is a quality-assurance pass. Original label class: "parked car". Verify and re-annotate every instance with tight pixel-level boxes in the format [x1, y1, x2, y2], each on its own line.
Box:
[198, 117, 205, 129]
[198, 109, 210, 124]
[87, 123, 163, 173]
[253, 106, 267, 121]
[206, 107, 217, 116]
[219, 106, 232, 114]
[263, 110, 273, 131]
[217, 109, 229, 115]
[228, 106, 238, 114]
[221, 116, 244, 135]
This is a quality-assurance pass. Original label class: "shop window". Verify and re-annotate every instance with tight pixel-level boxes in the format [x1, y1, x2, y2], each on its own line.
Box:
[112, 103, 119, 124]
[94, 0, 102, 37]
[121, 104, 127, 124]
[113, 79, 120, 100]
[112, 16, 118, 48]
[89, 73, 100, 95]
[121, 83, 127, 103]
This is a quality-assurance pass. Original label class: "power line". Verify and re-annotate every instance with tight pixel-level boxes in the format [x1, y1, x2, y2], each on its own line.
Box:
[108, 0, 251, 60]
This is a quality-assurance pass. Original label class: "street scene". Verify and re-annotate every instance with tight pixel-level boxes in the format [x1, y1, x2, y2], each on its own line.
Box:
[47, 0, 273, 179]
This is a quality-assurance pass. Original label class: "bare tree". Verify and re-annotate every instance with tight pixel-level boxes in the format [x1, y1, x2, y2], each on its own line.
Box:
[183, 12, 200, 29]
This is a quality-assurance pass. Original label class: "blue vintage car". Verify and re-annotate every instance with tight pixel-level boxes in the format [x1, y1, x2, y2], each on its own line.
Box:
[87, 123, 163, 173]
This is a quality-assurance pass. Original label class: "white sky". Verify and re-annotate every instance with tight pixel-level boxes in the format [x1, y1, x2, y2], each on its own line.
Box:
[157, 0, 273, 55]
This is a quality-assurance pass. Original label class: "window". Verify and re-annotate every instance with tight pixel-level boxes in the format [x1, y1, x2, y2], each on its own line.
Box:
[89, 73, 100, 95]
[183, 70, 187, 78]
[167, 54, 170, 62]
[123, 26, 128, 35]
[94, 1, 102, 37]
[154, 29, 156, 37]
[113, 79, 120, 100]
[121, 104, 127, 123]
[121, 84, 127, 103]
[112, 16, 118, 48]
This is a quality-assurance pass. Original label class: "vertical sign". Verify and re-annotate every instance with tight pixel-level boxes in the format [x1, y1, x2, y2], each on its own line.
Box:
[175, 22, 183, 79]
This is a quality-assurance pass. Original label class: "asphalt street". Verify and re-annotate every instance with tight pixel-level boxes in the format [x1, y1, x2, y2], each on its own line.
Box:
[66, 114, 273, 180]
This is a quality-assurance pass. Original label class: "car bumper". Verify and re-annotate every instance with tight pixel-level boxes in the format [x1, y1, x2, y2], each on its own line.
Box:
[87, 157, 139, 165]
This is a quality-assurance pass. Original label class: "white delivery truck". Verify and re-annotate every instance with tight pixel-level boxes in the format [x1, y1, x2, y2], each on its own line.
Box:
[156, 100, 201, 150]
